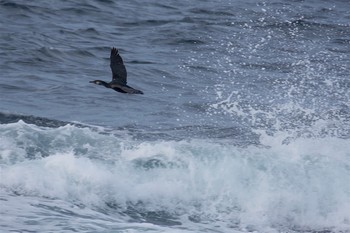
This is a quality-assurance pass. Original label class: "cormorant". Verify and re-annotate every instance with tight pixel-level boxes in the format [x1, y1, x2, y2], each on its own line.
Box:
[89, 47, 143, 94]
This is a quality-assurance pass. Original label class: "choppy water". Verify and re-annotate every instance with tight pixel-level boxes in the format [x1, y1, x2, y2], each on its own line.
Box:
[1, 1, 350, 232]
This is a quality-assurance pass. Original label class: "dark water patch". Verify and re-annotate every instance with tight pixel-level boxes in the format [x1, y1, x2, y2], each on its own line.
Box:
[184, 65, 218, 74]
[59, 5, 100, 15]
[189, 8, 235, 17]
[0, 112, 73, 128]
[0, 1, 31, 11]
[132, 156, 187, 171]
[117, 203, 182, 227]
[332, 38, 350, 45]
[69, 48, 96, 58]
[136, 210, 182, 226]
[77, 27, 100, 35]
[121, 19, 174, 27]
[156, 38, 205, 46]
[152, 2, 178, 11]
[129, 60, 156, 65]
[177, 39, 205, 45]
[0, 84, 24, 91]
[98, 0, 115, 4]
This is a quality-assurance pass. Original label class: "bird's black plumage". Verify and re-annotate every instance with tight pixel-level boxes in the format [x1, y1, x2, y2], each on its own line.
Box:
[110, 47, 127, 85]
[89, 47, 143, 94]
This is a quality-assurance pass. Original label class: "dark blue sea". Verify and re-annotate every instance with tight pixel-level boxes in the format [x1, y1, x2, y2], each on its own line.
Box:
[1, 1, 350, 232]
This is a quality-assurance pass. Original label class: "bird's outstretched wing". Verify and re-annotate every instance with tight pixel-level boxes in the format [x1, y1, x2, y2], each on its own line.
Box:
[110, 47, 127, 85]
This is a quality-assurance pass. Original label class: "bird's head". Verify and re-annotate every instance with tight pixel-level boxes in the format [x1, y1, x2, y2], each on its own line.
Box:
[89, 80, 110, 88]
[89, 80, 102, 85]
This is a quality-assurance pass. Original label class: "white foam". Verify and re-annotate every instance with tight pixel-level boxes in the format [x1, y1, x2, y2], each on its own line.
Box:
[1, 121, 350, 232]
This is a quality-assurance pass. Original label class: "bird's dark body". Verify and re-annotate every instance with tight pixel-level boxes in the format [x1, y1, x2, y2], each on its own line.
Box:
[113, 87, 127, 93]
[89, 48, 143, 94]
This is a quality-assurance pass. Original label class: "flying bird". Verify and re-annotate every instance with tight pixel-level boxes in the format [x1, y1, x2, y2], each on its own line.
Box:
[90, 47, 143, 94]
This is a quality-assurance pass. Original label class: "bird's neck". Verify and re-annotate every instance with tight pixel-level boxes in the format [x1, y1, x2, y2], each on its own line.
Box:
[99, 81, 110, 88]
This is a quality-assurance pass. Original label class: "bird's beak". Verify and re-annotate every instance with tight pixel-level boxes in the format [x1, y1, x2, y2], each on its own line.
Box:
[89, 81, 94, 83]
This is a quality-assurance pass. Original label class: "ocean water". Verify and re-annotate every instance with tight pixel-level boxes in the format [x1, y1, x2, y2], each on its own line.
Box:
[0, 0, 350, 232]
